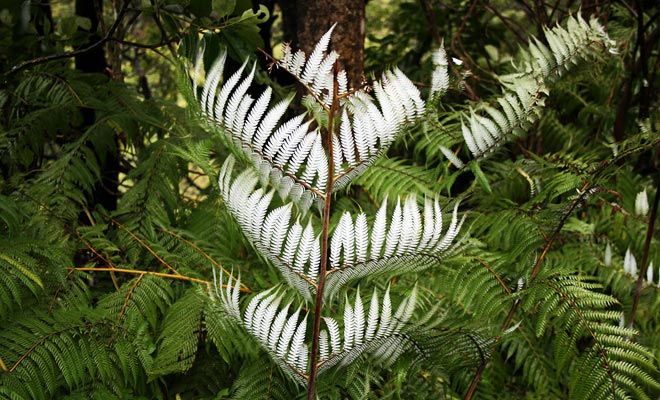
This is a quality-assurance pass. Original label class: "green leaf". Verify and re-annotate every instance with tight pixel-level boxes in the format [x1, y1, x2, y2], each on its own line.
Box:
[213, 0, 236, 17]
[470, 162, 492, 194]
[220, 4, 269, 59]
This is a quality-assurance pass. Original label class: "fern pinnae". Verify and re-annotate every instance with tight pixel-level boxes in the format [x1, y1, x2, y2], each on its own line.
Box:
[353, 291, 365, 346]
[244, 287, 276, 332]
[242, 86, 272, 143]
[369, 196, 389, 259]
[418, 197, 437, 251]
[224, 62, 257, 129]
[365, 289, 379, 342]
[253, 97, 293, 151]
[392, 285, 417, 333]
[383, 198, 403, 259]
[344, 296, 355, 351]
[341, 213, 356, 266]
[260, 204, 292, 252]
[339, 109, 356, 166]
[376, 286, 392, 339]
[312, 51, 339, 98]
[300, 136, 328, 190]
[268, 301, 292, 349]
[294, 220, 315, 275]
[430, 45, 449, 98]
[319, 330, 330, 361]
[281, 220, 303, 267]
[435, 203, 465, 252]
[307, 235, 321, 281]
[287, 313, 308, 367]
[253, 291, 283, 341]
[371, 81, 397, 142]
[300, 24, 335, 86]
[274, 120, 313, 167]
[397, 197, 421, 256]
[324, 317, 342, 356]
[352, 111, 371, 160]
[192, 43, 206, 100]
[354, 213, 368, 263]
[200, 53, 226, 118]
[263, 114, 307, 159]
[276, 306, 302, 359]
[392, 68, 425, 117]
[231, 94, 255, 134]
[215, 59, 248, 123]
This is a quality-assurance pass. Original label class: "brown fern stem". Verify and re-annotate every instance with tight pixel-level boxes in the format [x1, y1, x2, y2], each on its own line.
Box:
[68, 267, 250, 292]
[307, 62, 339, 400]
[627, 183, 660, 328]
[110, 218, 180, 276]
[465, 181, 590, 400]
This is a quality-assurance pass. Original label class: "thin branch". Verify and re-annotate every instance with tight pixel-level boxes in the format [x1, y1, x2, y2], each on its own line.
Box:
[5, 0, 131, 76]
[464, 180, 591, 399]
[109, 217, 180, 275]
[475, 257, 513, 295]
[118, 273, 144, 322]
[307, 61, 339, 400]
[627, 182, 660, 328]
[67, 266, 253, 291]
[158, 227, 246, 289]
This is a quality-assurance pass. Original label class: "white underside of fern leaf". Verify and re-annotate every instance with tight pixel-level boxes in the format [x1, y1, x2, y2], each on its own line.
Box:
[444, 14, 615, 168]
[213, 271, 417, 381]
[193, 26, 446, 207]
[218, 156, 319, 299]
[325, 197, 464, 299]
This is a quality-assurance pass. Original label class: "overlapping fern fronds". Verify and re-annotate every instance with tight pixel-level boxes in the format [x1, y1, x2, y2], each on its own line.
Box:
[192, 25, 430, 210]
[213, 271, 418, 384]
[437, 14, 616, 168]
[522, 274, 660, 399]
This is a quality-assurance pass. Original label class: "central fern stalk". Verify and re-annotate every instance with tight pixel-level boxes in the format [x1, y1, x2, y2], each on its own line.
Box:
[307, 62, 339, 400]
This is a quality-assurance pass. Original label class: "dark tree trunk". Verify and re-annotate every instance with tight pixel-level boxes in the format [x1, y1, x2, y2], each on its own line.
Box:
[75, 0, 119, 214]
[280, 0, 366, 87]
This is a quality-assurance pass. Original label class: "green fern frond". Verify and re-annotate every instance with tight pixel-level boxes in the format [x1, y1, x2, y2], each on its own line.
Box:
[231, 359, 296, 400]
[521, 274, 660, 399]
[353, 157, 443, 199]
[436, 14, 615, 169]
[0, 307, 150, 399]
[97, 274, 174, 331]
[150, 287, 206, 376]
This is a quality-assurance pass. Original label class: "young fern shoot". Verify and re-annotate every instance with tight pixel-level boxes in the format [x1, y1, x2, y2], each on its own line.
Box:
[193, 25, 459, 397]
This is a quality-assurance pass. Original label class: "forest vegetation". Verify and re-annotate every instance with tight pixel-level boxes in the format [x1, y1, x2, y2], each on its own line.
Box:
[0, 1, 659, 399]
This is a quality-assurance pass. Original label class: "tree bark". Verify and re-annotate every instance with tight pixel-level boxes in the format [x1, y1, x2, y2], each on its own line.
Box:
[280, 0, 366, 87]
[75, 0, 119, 214]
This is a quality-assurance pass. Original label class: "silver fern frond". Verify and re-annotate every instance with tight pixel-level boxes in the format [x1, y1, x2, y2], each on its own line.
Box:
[194, 26, 433, 204]
[194, 53, 327, 209]
[430, 44, 449, 99]
[213, 273, 309, 385]
[443, 14, 614, 167]
[324, 197, 464, 298]
[317, 286, 417, 373]
[218, 156, 319, 298]
[332, 70, 424, 191]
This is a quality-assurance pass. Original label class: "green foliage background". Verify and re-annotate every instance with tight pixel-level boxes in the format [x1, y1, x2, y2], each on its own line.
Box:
[0, 0, 659, 398]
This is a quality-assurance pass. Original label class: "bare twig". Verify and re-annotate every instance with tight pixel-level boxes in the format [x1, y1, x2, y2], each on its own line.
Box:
[627, 183, 660, 328]
[464, 181, 590, 399]
[306, 61, 339, 400]
[5, 0, 131, 76]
